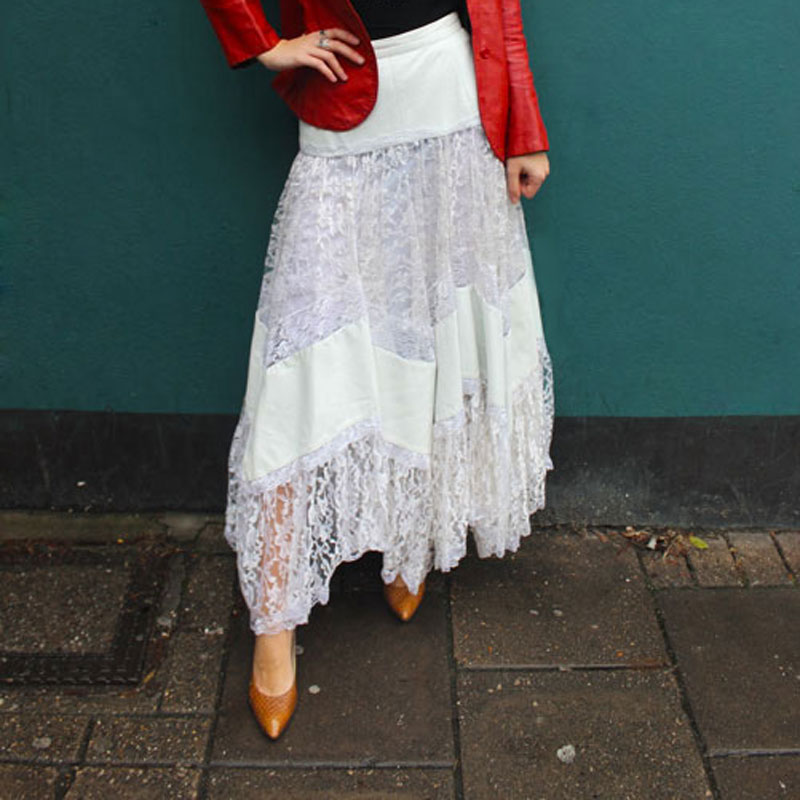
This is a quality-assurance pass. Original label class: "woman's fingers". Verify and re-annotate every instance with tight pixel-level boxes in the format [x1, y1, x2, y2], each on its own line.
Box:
[309, 46, 349, 81]
[521, 173, 544, 199]
[325, 27, 361, 46]
[506, 162, 522, 204]
[259, 28, 364, 79]
[520, 171, 541, 199]
[298, 52, 338, 83]
[323, 38, 366, 66]
[303, 29, 365, 82]
[506, 156, 549, 203]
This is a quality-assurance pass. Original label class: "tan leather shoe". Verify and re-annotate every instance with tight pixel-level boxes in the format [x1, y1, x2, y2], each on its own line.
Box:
[248, 628, 297, 740]
[383, 576, 426, 621]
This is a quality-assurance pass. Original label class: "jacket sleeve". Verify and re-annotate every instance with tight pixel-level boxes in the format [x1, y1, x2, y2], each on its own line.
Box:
[199, 0, 283, 69]
[501, 0, 549, 156]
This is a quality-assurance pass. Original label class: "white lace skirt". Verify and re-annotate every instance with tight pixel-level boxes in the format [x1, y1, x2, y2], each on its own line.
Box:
[225, 11, 555, 635]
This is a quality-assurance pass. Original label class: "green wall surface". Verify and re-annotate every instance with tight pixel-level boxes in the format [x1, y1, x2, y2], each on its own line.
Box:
[2, 1, 798, 416]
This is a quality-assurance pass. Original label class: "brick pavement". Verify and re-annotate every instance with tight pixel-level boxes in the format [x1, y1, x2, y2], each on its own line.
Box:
[0, 512, 798, 799]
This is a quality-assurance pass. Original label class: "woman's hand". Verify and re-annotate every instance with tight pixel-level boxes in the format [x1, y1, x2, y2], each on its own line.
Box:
[505, 152, 550, 204]
[256, 29, 365, 83]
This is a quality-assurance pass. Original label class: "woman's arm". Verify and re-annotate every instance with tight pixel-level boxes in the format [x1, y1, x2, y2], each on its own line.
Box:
[501, 0, 549, 157]
[500, 0, 550, 203]
[199, 0, 364, 80]
[199, 0, 282, 69]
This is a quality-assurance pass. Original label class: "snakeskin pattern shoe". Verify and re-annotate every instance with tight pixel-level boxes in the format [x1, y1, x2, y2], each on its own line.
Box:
[248, 628, 297, 740]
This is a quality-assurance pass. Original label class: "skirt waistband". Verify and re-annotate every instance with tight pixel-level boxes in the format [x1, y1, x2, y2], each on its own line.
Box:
[299, 12, 481, 157]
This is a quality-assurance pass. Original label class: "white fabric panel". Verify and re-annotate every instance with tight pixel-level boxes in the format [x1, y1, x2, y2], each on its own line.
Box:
[242, 317, 379, 480]
[242, 265, 539, 479]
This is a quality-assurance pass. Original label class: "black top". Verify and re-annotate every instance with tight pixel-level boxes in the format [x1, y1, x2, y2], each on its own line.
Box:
[349, 0, 462, 40]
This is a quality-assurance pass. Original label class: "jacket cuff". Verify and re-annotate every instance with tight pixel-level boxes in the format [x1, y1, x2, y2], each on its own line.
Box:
[506, 82, 549, 157]
[200, 0, 282, 69]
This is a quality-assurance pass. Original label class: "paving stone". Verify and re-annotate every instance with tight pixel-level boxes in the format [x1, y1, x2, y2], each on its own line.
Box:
[457, 668, 710, 800]
[0, 713, 89, 762]
[194, 521, 231, 555]
[160, 631, 226, 713]
[451, 530, 667, 667]
[207, 766, 455, 798]
[0, 764, 59, 799]
[179, 555, 236, 634]
[0, 678, 162, 715]
[0, 511, 165, 543]
[711, 754, 800, 799]
[776, 531, 800, 578]
[639, 549, 694, 587]
[686, 535, 741, 587]
[0, 563, 129, 653]
[65, 766, 200, 798]
[154, 553, 187, 635]
[658, 588, 800, 751]
[728, 533, 793, 585]
[157, 513, 216, 543]
[212, 586, 453, 764]
[0, 542, 173, 690]
[85, 716, 211, 765]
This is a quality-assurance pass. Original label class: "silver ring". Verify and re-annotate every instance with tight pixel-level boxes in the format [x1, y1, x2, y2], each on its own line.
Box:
[318, 31, 329, 48]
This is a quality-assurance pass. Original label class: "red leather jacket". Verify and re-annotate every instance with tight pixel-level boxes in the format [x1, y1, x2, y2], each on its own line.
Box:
[199, 0, 549, 161]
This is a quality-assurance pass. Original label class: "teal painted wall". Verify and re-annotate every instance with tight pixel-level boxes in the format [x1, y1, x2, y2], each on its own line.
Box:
[2, 1, 798, 415]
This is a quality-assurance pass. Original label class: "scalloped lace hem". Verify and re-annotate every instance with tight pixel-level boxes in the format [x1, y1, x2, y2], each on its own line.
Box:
[224, 338, 554, 635]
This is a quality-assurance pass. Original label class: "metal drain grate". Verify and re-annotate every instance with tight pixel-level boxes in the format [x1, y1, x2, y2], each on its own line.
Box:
[0, 541, 171, 686]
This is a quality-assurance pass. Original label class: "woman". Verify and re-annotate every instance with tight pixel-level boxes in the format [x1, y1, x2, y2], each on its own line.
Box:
[199, 0, 555, 740]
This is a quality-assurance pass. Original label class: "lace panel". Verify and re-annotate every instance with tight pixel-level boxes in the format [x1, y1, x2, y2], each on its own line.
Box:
[225, 341, 554, 635]
[256, 125, 530, 369]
